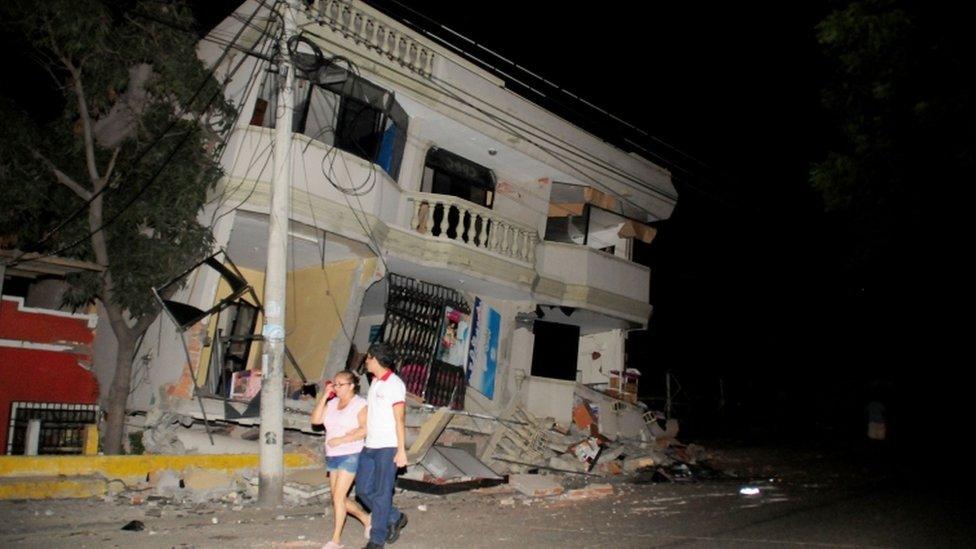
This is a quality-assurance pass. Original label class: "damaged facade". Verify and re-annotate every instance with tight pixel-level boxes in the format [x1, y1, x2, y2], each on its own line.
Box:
[0, 253, 103, 455]
[91, 0, 678, 469]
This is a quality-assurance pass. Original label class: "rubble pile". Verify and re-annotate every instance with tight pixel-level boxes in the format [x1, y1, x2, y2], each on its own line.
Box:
[477, 401, 708, 483]
[398, 383, 714, 495]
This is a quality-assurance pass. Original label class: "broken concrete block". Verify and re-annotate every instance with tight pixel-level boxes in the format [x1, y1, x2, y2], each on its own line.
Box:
[596, 445, 626, 463]
[563, 483, 614, 500]
[509, 474, 564, 497]
[283, 483, 329, 500]
[284, 467, 329, 486]
[548, 456, 587, 473]
[151, 469, 182, 497]
[182, 467, 236, 502]
[407, 408, 452, 464]
[623, 456, 656, 473]
[594, 460, 623, 476]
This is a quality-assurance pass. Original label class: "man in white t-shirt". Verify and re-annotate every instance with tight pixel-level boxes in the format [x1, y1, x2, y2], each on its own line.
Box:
[357, 342, 408, 548]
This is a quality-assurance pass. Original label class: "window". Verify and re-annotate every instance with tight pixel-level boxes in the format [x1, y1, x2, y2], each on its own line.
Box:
[545, 203, 640, 261]
[418, 148, 496, 242]
[422, 147, 495, 208]
[7, 402, 98, 455]
[250, 62, 409, 180]
[530, 320, 580, 381]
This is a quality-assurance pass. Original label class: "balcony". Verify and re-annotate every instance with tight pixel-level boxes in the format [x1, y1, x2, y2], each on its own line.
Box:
[535, 241, 651, 325]
[404, 191, 539, 265]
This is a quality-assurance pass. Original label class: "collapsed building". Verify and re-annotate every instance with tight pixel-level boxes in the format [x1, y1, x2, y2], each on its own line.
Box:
[80, 0, 681, 475]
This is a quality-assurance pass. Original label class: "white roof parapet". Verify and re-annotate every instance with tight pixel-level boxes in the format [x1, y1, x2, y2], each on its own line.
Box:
[311, 0, 438, 78]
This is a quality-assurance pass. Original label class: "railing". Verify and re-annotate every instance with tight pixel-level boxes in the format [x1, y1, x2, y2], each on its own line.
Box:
[313, 0, 437, 77]
[405, 192, 539, 264]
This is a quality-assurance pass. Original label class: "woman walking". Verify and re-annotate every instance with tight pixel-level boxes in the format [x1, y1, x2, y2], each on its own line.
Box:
[311, 370, 371, 548]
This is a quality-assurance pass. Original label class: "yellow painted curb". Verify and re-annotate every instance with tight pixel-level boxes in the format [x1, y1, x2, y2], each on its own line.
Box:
[0, 475, 106, 500]
[0, 453, 315, 480]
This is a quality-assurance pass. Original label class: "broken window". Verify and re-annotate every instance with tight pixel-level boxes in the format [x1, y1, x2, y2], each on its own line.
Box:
[530, 320, 580, 381]
[422, 147, 495, 208]
[250, 62, 409, 180]
[153, 251, 310, 400]
[545, 183, 658, 261]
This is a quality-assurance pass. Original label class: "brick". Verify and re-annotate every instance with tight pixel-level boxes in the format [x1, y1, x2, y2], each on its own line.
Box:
[572, 403, 594, 430]
[563, 483, 614, 500]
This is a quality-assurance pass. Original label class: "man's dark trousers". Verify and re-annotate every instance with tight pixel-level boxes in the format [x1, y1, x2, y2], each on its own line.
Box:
[356, 446, 402, 545]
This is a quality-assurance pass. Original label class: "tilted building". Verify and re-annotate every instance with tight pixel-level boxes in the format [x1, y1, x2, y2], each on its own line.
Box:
[105, 0, 677, 437]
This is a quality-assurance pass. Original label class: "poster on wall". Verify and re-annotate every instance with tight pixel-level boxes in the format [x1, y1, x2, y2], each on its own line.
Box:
[466, 297, 501, 399]
[369, 324, 382, 343]
[437, 307, 471, 367]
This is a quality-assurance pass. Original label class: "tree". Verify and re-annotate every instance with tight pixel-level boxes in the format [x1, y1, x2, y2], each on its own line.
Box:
[810, 0, 974, 290]
[810, 0, 974, 441]
[0, 0, 233, 454]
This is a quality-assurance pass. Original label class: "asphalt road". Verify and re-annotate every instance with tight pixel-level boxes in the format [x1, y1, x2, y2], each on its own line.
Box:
[1, 447, 971, 548]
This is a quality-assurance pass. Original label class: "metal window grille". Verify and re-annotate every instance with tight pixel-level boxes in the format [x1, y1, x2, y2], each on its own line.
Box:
[6, 402, 99, 455]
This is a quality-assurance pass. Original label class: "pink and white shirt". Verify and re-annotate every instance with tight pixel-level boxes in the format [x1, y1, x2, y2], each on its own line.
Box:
[323, 395, 367, 457]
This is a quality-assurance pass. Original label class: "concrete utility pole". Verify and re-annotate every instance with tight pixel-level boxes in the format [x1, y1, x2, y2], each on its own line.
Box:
[258, 0, 296, 508]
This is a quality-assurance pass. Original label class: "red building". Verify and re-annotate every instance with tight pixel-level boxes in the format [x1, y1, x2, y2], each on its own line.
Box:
[1, 252, 102, 454]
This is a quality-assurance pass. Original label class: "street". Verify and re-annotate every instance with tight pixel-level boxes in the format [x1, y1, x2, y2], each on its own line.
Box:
[1, 445, 971, 548]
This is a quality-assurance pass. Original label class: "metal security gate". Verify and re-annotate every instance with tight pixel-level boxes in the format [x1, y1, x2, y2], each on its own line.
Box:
[379, 273, 470, 408]
[6, 402, 99, 455]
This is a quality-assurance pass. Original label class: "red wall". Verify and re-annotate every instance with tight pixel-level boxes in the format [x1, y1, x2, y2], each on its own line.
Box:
[0, 298, 100, 453]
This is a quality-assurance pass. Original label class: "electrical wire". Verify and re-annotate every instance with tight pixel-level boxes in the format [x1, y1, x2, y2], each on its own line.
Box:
[205, 20, 285, 224]
[363, 0, 726, 180]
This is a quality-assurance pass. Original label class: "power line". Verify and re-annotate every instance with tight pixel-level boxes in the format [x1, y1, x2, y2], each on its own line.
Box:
[362, 0, 723, 178]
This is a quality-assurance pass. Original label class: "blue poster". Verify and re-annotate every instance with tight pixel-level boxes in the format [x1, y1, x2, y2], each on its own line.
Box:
[466, 297, 500, 399]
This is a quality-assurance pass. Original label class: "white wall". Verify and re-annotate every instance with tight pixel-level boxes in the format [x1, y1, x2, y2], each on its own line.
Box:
[521, 375, 576, 425]
[536, 242, 650, 304]
[577, 329, 624, 386]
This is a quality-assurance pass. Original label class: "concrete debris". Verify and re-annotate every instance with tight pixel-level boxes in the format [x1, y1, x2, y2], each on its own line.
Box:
[141, 410, 189, 455]
[150, 469, 182, 497]
[383, 380, 720, 509]
[562, 483, 614, 501]
[509, 474, 564, 498]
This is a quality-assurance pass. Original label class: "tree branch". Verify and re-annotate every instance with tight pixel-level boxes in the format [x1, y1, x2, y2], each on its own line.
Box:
[28, 147, 92, 201]
[103, 147, 122, 184]
[62, 58, 101, 185]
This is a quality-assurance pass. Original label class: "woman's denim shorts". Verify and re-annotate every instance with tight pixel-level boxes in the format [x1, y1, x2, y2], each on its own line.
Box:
[326, 452, 360, 474]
